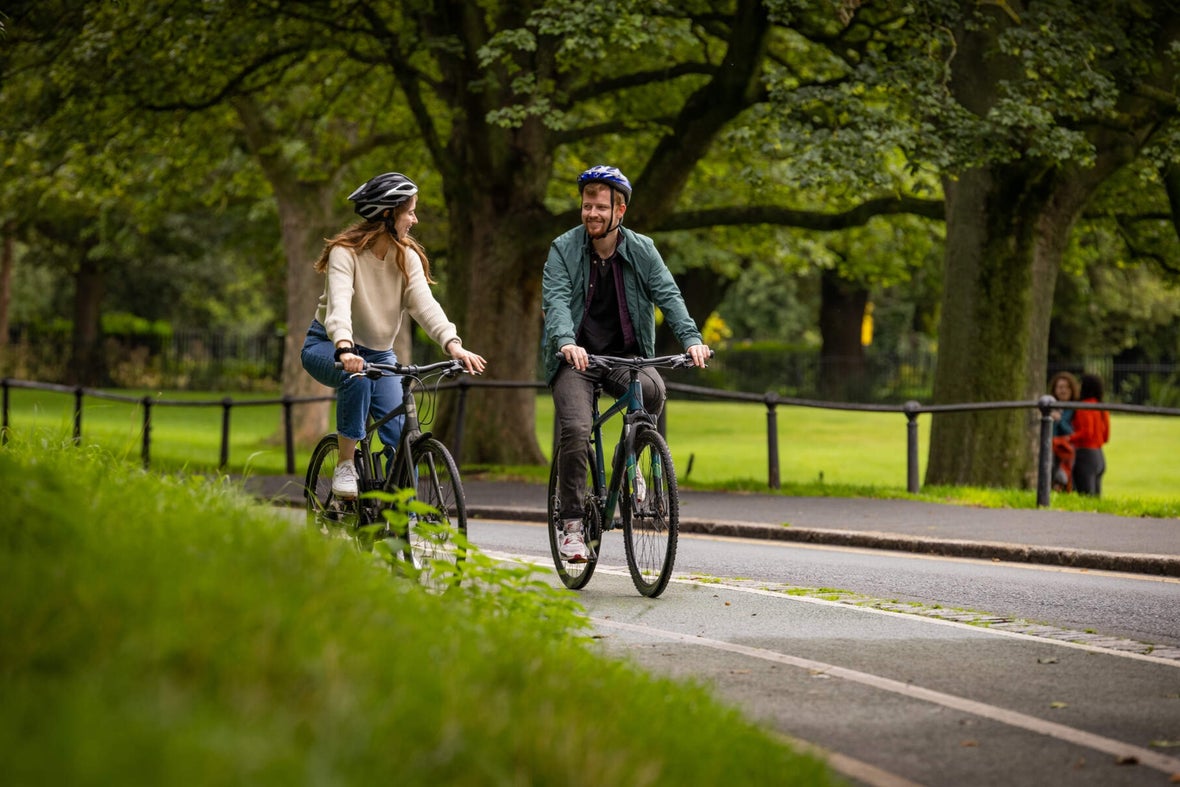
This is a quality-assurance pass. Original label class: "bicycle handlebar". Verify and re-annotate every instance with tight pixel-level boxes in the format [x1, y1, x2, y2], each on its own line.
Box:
[555, 350, 713, 370]
[334, 359, 470, 379]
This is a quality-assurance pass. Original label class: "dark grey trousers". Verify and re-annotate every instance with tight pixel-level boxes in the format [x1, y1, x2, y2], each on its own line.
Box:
[551, 364, 665, 521]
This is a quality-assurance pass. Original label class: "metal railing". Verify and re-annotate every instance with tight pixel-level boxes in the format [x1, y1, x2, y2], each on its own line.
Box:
[4, 376, 1178, 508]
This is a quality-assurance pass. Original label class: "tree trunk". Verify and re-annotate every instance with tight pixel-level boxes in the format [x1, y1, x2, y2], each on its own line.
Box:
[437, 193, 550, 465]
[0, 223, 13, 348]
[69, 254, 107, 386]
[818, 269, 868, 401]
[655, 267, 729, 354]
[925, 165, 1104, 488]
[277, 191, 340, 448]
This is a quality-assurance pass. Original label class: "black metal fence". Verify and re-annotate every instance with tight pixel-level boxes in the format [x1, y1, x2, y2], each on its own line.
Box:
[4, 375, 1179, 509]
[7, 328, 1179, 406]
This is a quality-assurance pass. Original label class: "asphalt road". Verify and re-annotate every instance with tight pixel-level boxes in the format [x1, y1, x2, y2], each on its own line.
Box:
[471, 519, 1180, 787]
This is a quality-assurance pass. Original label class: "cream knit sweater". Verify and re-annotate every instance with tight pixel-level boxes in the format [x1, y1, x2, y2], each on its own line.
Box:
[315, 243, 460, 352]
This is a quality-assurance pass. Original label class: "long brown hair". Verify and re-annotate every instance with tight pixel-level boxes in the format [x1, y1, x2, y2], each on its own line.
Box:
[313, 202, 434, 283]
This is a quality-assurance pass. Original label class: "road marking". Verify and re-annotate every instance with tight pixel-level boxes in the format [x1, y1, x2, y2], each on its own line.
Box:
[678, 530, 1180, 584]
[481, 548, 1180, 666]
[593, 616, 1180, 777]
[665, 574, 1180, 668]
[778, 733, 926, 787]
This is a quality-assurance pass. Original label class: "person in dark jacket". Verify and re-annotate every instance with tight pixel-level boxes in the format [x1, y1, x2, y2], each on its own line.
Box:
[541, 165, 711, 562]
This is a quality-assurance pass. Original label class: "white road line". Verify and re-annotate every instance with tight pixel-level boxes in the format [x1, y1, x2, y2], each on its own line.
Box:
[593, 616, 1180, 777]
[485, 550, 1180, 668]
[779, 733, 926, 787]
[663, 574, 1180, 668]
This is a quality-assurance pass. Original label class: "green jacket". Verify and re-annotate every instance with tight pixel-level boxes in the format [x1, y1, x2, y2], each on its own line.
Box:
[541, 225, 703, 384]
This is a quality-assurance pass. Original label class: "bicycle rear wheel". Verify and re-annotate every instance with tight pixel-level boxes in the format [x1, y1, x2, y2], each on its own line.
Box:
[622, 428, 679, 597]
[305, 434, 360, 532]
[398, 437, 468, 581]
[546, 448, 600, 590]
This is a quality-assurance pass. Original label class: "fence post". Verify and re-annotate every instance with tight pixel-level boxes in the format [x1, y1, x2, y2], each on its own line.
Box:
[282, 397, 295, 475]
[764, 394, 780, 490]
[1036, 395, 1055, 508]
[141, 396, 153, 469]
[220, 397, 233, 470]
[73, 386, 84, 445]
[904, 400, 921, 494]
[2, 379, 9, 444]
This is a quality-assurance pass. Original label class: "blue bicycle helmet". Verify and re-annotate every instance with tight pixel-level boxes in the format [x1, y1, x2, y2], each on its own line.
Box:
[348, 172, 418, 220]
[577, 165, 632, 204]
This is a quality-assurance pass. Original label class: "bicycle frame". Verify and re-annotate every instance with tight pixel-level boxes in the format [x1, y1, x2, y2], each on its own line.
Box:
[587, 368, 659, 534]
[547, 350, 704, 597]
[356, 374, 426, 493]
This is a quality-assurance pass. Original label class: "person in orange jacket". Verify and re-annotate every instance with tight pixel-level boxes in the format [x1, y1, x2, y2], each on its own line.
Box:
[1069, 373, 1111, 496]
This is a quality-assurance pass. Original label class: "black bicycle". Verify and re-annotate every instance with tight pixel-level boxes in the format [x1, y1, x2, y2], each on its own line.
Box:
[547, 352, 708, 598]
[305, 359, 469, 580]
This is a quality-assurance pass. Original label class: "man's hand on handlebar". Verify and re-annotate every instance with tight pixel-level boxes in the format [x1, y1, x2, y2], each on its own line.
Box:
[560, 343, 590, 371]
[686, 343, 712, 368]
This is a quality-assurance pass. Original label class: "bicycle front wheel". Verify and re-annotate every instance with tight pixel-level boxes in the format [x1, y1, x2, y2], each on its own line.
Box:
[306, 434, 359, 533]
[622, 428, 679, 597]
[399, 437, 468, 579]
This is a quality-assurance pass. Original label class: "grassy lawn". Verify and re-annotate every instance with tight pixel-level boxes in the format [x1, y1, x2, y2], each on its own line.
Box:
[0, 443, 839, 785]
[5, 386, 1179, 516]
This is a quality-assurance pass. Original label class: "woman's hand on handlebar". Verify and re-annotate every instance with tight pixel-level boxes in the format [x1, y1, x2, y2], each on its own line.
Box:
[339, 349, 365, 374]
[449, 343, 487, 375]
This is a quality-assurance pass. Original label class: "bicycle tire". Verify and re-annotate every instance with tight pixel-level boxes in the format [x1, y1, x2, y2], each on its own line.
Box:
[395, 437, 468, 582]
[622, 428, 679, 597]
[305, 434, 361, 533]
[546, 448, 600, 590]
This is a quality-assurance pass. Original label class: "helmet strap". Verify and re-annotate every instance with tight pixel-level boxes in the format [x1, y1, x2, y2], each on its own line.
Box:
[382, 213, 400, 240]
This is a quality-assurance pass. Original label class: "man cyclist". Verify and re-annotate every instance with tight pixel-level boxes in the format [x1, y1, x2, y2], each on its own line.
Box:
[541, 165, 712, 562]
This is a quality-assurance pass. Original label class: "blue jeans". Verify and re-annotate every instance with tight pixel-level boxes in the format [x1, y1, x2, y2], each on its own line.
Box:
[300, 320, 403, 462]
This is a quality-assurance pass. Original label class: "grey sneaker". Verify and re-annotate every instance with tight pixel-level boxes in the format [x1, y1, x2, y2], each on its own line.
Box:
[332, 460, 359, 499]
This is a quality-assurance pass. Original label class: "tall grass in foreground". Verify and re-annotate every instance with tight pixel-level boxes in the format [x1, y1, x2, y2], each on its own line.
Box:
[0, 442, 838, 786]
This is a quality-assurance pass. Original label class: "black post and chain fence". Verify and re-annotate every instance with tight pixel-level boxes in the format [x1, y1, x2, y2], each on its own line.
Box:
[4, 375, 1179, 508]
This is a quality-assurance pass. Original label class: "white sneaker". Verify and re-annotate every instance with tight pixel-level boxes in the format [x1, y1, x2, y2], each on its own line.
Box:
[558, 519, 589, 563]
[332, 460, 359, 499]
[634, 470, 647, 505]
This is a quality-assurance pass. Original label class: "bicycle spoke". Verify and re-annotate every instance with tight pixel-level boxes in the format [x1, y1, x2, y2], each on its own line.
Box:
[547, 445, 600, 590]
[306, 435, 359, 532]
[404, 439, 467, 586]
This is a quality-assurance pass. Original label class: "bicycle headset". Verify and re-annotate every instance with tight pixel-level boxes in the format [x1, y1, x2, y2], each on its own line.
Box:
[577, 165, 632, 240]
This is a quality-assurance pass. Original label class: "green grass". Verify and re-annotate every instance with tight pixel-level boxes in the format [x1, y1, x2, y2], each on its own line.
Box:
[0, 442, 839, 786]
[5, 387, 1179, 517]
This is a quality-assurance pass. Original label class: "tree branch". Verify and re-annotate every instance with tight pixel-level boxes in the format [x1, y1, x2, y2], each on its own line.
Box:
[652, 196, 945, 232]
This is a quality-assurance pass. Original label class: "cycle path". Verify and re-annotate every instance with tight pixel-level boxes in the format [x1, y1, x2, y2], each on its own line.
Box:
[246, 476, 1180, 577]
